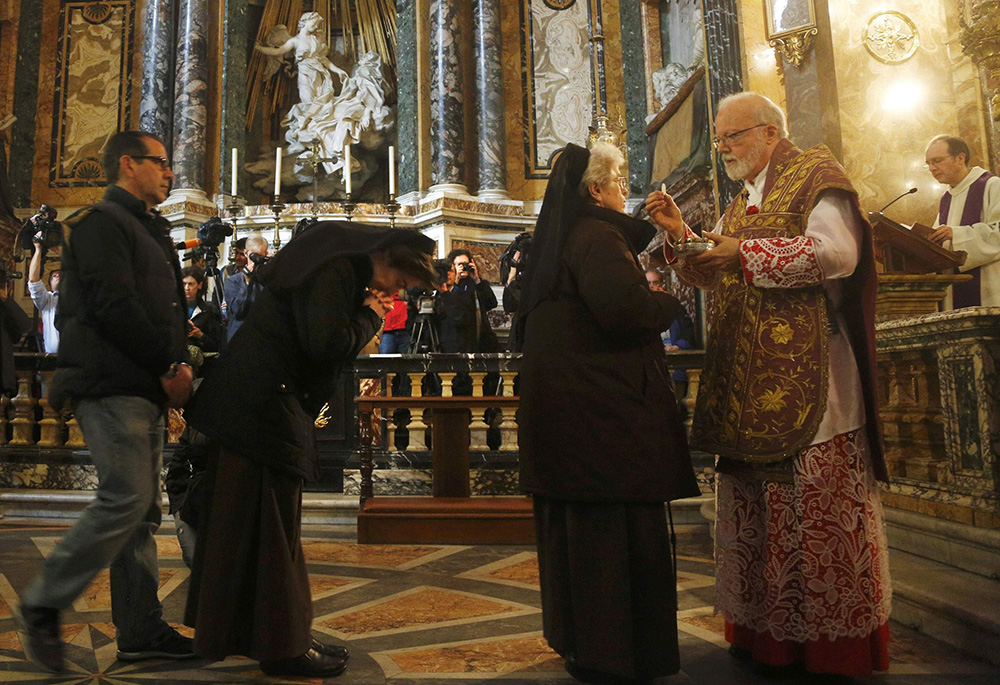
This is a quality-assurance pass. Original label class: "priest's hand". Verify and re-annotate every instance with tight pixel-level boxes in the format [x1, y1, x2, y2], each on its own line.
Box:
[928, 225, 953, 246]
[687, 231, 741, 271]
[645, 190, 687, 242]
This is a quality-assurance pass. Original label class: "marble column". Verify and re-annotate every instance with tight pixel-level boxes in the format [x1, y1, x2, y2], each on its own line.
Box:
[139, 0, 174, 145]
[170, 0, 209, 199]
[619, 0, 648, 196]
[702, 0, 744, 207]
[474, 0, 507, 200]
[396, 0, 419, 196]
[429, 0, 467, 193]
[8, 0, 44, 206]
[220, 0, 249, 199]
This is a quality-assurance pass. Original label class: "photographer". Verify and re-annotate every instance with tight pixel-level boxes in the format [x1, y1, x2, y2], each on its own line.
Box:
[437, 249, 498, 354]
[224, 233, 268, 342]
[28, 234, 60, 354]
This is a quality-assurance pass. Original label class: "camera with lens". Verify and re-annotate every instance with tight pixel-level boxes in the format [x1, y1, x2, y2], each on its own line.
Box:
[16, 205, 60, 262]
[248, 252, 270, 268]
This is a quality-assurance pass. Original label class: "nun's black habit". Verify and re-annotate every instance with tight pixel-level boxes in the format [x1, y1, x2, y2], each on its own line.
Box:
[516, 145, 700, 680]
[183, 222, 434, 662]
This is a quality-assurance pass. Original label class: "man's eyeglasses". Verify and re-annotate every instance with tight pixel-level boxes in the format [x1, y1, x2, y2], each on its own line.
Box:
[616, 176, 629, 192]
[711, 124, 768, 151]
[131, 155, 171, 170]
[924, 155, 954, 169]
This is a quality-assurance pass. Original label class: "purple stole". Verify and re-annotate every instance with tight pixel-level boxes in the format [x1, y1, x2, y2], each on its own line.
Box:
[939, 170, 995, 307]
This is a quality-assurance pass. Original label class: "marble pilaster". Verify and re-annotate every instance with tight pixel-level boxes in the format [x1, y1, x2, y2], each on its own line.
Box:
[429, 0, 466, 192]
[396, 0, 419, 195]
[170, 0, 210, 200]
[701, 0, 744, 207]
[220, 0, 249, 198]
[139, 0, 174, 145]
[619, 0, 648, 195]
[474, 0, 507, 200]
[9, 0, 43, 207]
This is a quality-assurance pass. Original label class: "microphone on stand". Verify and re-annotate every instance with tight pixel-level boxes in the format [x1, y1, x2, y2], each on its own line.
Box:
[174, 238, 202, 250]
[878, 187, 917, 214]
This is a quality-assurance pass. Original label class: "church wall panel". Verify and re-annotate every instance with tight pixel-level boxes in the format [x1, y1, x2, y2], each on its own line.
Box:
[29, 0, 141, 208]
[826, 0, 988, 224]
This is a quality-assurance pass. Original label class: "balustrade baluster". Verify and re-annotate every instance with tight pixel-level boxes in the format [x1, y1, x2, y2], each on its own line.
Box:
[0, 395, 9, 445]
[497, 408, 517, 451]
[469, 372, 486, 398]
[684, 368, 701, 434]
[470, 409, 489, 451]
[409, 408, 429, 450]
[439, 372, 457, 397]
[37, 370, 60, 447]
[500, 371, 516, 397]
[10, 370, 37, 446]
[359, 408, 375, 503]
[64, 410, 85, 448]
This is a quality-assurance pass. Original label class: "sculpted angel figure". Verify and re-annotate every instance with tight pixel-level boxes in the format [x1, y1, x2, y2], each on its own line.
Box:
[255, 12, 347, 107]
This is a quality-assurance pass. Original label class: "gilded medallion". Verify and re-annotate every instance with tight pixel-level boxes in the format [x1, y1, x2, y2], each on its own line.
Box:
[863, 11, 919, 64]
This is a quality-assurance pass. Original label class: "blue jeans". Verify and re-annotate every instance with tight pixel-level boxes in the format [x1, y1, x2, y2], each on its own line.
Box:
[379, 329, 410, 354]
[22, 396, 172, 648]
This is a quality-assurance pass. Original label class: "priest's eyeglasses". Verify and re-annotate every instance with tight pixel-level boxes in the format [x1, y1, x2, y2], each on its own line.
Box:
[923, 155, 954, 169]
[131, 155, 172, 170]
[616, 176, 628, 192]
[711, 124, 767, 151]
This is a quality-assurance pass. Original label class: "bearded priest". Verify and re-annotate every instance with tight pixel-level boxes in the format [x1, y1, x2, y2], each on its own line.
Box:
[646, 92, 891, 678]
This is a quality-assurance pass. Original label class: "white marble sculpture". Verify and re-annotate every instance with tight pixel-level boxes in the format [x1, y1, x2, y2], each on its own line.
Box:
[647, 2, 705, 124]
[253, 12, 393, 194]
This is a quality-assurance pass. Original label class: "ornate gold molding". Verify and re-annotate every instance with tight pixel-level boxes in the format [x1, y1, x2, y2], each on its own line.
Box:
[769, 27, 818, 68]
[960, 0, 1000, 121]
[863, 11, 919, 64]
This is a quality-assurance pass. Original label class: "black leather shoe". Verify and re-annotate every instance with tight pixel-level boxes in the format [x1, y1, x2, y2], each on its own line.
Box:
[117, 628, 197, 662]
[312, 638, 350, 661]
[261, 648, 347, 678]
[16, 604, 65, 673]
[728, 644, 752, 662]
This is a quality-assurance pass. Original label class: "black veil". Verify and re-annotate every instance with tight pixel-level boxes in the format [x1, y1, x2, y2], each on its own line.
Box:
[511, 144, 590, 349]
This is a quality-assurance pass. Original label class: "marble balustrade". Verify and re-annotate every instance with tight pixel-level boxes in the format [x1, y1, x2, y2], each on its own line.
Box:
[349, 351, 705, 497]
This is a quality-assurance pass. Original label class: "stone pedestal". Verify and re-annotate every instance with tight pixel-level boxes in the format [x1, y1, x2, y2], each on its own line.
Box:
[876, 273, 972, 323]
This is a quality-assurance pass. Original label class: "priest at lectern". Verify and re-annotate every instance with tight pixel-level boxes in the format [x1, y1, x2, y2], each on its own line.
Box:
[924, 134, 1000, 306]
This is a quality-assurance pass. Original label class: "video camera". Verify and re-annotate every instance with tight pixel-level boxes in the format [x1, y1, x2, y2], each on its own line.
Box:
[499, 232, 532, 286]
[177, 217, 234, 270]
[248, 252, 270, 268]
[15, 205, 60, 264]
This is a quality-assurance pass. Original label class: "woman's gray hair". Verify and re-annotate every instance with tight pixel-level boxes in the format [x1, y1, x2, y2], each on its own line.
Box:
[579, 142, 625, 198]
[718, 92, 788, 139]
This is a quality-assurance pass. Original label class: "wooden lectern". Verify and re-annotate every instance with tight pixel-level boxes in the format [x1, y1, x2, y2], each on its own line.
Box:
[868, 212, 972, 321]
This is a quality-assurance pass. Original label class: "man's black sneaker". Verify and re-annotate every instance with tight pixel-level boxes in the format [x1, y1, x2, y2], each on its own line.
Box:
[116, 628, 197, 662]
[16, 604, 65, 673]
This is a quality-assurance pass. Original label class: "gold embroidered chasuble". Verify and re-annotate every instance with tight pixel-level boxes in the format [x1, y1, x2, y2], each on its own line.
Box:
[692, 141, 862, 463]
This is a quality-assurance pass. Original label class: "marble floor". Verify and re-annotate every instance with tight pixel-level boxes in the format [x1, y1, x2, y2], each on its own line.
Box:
[0, 518, 997, 684]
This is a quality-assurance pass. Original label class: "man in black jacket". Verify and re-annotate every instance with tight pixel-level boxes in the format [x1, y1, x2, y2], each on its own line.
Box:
[437, 249, 498, 353]
[17, 131, 195, 673]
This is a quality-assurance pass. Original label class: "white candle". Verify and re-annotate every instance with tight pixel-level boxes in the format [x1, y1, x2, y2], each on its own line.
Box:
[274, 147, 282, 198]
[344, 143, 352, 195]
[388, 145, 396, 197]
[231, 148, 238, 197]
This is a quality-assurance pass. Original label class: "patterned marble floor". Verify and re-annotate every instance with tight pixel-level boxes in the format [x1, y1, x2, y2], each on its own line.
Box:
[0, 518, 997, 684]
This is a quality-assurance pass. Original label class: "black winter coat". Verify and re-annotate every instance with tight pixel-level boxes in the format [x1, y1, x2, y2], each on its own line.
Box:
[184, 256, 379, 480]
[50, 186, 188, 410]
[437, 277, 499, 353]
[518, 206, 701, 503]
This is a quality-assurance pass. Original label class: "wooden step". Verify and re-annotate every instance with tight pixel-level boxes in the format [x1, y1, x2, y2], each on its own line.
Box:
[358, 496, 535, 545]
